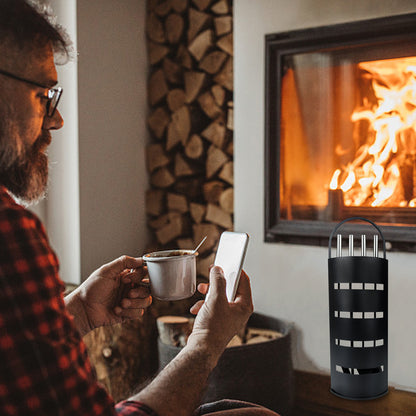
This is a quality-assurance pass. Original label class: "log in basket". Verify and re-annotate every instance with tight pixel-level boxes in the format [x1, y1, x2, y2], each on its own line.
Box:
[157, 312, 295, 415]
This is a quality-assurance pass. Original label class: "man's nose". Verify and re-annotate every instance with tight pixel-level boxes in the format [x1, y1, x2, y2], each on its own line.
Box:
[42, 109, 64, 130]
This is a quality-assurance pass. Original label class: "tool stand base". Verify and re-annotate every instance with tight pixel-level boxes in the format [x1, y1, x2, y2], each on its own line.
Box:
[330, 388, 388, 400]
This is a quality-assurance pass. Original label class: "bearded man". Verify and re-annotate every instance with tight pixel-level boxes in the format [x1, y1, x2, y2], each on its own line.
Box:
[0, 2, 278, 416]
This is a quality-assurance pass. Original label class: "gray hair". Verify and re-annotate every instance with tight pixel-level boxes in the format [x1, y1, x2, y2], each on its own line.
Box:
[0, 0, 73, 64]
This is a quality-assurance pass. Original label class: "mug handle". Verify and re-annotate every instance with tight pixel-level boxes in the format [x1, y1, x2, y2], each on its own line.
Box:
[129, 267, 151, 288]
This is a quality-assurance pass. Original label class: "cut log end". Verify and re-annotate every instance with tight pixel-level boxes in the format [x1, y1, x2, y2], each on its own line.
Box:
[157, 315, 193, 348]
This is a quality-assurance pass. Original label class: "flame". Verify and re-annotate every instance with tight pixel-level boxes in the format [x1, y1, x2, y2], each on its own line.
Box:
[330, 169, 341, 190]
[341, 170, 355, 193]
[330, 57, 416, 207]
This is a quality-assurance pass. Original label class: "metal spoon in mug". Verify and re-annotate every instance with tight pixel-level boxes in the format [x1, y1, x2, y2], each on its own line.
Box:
[192, 236, 207, 254]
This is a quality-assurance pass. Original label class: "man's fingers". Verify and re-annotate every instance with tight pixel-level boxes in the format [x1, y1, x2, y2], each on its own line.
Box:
[115, 294, 152, 320]
[197, 282, 209, 295]
[121, 295, 152, 309]
[128, 285, 151, 299]
[233, 270, 254, 308]
[123, 267, 148, 285]
[114, 307, 145, 320]
[208, 265, 227, 294]
[101, 255, 143, 277]
[190, 300, 204, 315]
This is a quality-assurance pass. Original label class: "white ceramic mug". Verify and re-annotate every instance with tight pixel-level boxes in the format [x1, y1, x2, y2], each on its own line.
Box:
[143, 249, 197, 301]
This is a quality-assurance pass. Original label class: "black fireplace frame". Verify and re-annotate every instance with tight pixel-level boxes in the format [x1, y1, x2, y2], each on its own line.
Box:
[265, 12, 416, 252]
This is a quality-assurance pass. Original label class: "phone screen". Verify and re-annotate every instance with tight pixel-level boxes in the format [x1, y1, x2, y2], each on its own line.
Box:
[214, 232, 249, 301]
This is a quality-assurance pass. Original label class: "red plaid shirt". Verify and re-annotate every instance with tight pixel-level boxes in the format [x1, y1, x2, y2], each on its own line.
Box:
[0, 186, 156, 416]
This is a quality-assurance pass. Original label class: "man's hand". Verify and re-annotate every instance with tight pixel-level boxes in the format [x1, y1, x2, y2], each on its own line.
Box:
[65, 255, 152, 336]
[130, 265, 253, 416]
[188, 266, 253, 355]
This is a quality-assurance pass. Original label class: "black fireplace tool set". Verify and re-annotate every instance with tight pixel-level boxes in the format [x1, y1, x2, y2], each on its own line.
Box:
[328, 217, 388, 400]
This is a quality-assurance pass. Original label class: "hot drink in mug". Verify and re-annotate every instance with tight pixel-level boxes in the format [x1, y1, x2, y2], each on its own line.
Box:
[143, 250, 197, 301]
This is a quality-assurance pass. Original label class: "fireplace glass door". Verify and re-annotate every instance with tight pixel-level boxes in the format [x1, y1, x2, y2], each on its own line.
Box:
[265, 13, 416, 250]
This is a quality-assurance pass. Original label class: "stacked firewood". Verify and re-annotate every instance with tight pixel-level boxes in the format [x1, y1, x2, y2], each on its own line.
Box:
[145, 0, 234, 279]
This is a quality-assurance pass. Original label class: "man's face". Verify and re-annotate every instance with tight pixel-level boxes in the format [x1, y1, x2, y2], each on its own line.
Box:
[0, 42, 64, 204]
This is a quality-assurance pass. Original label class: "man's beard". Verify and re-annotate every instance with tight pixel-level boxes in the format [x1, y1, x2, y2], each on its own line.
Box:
[0, 130, 51, 205]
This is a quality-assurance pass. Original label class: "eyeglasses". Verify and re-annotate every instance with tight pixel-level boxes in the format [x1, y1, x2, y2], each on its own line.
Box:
[0, 68, 63, 117]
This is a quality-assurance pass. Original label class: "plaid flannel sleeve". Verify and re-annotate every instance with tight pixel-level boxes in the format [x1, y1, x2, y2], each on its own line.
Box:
[0, 193, 159, 416]
[116, 401, 160, 416]
[0, 200, 115, 415]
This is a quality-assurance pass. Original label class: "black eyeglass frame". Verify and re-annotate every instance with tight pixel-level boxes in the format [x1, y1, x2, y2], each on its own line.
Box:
[0, 68, 63, 117]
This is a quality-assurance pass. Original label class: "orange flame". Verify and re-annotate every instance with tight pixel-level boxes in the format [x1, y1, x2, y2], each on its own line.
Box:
[330, 57, 416, 207]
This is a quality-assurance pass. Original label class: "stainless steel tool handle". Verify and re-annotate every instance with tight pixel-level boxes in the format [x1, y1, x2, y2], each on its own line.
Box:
[328, 217, 386, 259]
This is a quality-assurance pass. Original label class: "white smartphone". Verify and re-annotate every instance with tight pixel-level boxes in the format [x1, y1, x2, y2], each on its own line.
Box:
[213, 231, 249, 302]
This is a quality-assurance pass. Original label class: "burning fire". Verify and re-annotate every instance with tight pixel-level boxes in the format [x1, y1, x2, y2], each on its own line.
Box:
[330, 57, 416, 207]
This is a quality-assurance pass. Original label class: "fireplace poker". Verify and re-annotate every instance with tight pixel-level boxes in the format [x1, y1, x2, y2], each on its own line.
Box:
[349, 234, 354, 256]
[374, 234, 379, 257]
[336, 234, 342, 257]
[361, 235, 366, 256]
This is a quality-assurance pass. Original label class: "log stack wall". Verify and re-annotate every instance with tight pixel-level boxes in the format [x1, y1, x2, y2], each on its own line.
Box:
[84, 1, 234, 402]
[145, 0, 234, 281]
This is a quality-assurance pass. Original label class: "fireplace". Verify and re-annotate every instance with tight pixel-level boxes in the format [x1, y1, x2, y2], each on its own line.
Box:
[265, 13, 416, 252]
